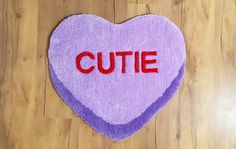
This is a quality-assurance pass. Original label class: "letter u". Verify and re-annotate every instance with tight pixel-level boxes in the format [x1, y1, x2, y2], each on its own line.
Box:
[97, 52, 115, 74]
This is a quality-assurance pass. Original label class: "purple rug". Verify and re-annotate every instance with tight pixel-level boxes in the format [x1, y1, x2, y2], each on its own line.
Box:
[48, 14, 186, 140]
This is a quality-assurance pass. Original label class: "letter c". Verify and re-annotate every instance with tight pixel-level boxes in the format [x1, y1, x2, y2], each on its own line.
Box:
[76, 52, 95, 74]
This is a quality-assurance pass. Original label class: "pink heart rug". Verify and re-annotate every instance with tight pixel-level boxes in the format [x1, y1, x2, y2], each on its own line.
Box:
[48, 14, 186, 140]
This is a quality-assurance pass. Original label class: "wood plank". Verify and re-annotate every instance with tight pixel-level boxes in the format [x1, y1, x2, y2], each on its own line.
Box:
[0, 0, 38, 148]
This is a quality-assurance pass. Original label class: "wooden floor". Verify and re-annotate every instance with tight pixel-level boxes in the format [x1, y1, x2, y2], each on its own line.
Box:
[0, 0, 236, 148]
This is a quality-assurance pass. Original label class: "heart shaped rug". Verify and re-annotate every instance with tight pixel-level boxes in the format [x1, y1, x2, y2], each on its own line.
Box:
[48, 14, 186, 140]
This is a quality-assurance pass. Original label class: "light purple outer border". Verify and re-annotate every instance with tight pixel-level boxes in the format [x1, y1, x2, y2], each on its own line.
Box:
[49, 62, 185, 140]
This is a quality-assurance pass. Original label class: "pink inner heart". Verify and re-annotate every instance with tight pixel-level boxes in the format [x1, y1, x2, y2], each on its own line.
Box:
[48, 14, 185, 139]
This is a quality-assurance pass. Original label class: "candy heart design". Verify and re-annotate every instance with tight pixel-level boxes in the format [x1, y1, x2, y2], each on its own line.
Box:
[48, 14, 186, 140]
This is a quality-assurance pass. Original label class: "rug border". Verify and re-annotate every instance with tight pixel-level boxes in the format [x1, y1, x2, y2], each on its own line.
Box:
[49, 63, 185, 140]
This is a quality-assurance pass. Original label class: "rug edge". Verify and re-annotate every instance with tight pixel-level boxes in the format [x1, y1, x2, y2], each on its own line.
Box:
[48, 62, 185, 140]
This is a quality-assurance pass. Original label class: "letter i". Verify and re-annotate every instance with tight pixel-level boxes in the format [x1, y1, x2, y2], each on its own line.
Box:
[135, 51, 139, 73]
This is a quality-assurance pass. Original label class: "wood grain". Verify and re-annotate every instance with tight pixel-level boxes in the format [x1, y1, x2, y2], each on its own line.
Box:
[0, 0, 236, 148]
